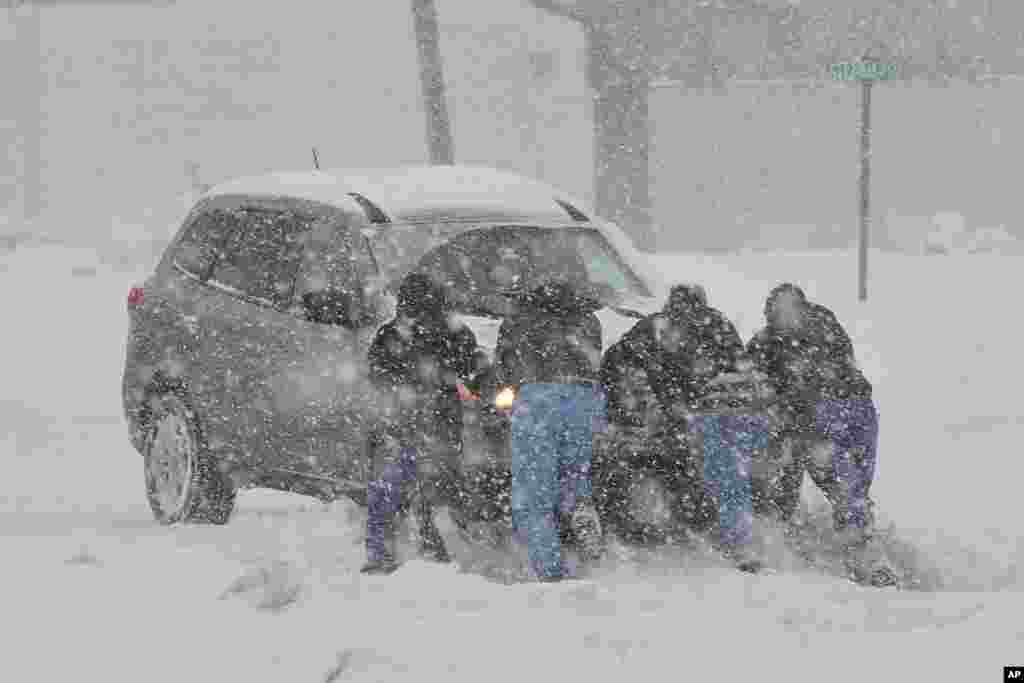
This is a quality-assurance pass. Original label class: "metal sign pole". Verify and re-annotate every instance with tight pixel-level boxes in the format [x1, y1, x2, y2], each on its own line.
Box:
[859, 72, 872, 302]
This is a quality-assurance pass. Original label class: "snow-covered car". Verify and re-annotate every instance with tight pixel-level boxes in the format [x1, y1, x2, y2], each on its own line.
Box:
[121, 165, 678, 534]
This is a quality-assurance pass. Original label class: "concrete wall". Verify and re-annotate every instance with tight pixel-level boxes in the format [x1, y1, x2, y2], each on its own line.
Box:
[651, 77, 1024, 252]
[7, 1, 1021, 254]
[437, 0, 591, 207]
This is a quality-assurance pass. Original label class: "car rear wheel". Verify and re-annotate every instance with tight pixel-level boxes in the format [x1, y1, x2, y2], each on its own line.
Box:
[142, 391, 235, 525]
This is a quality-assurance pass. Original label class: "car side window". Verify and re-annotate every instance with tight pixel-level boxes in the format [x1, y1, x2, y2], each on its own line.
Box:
[571, 233, 631, 293]
[209, 209, 310, 308]
[171, 208, 243, 280]
[293, 220, 363, 299]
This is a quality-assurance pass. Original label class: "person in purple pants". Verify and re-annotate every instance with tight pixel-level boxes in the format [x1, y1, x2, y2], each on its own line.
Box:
[747, 283, 897, 587]
[361, 273, 487, 575]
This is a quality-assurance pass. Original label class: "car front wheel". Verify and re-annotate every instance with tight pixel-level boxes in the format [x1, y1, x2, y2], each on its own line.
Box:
[142, 391, 235, 525]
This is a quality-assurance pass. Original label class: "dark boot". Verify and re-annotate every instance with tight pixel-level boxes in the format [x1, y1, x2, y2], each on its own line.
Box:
[839, 520, 899, 588]
[735, 557, 763, 574]
[570, 498, 606, 564]
[722, 544, 763, 574]
[360, 557, 400, 575]
[848, 562, 898, 588]
[843, 539, 898, 588]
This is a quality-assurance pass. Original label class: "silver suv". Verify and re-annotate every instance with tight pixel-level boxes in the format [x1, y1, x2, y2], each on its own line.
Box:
[122, 165, 661, 530]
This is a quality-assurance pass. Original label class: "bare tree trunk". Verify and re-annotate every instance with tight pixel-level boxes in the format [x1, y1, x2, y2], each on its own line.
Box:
[411, 0, 454, 165]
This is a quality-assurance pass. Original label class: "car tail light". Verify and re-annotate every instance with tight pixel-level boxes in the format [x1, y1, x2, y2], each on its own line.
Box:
[127, 286, 144, 308]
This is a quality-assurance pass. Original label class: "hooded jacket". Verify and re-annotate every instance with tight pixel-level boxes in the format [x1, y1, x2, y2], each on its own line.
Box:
[746, 284, 872, 428]
[494, 280, 604, 389]
[367, 273, 487, 455]
[601, 292, 772, 426]
[600, 314, 686, 427]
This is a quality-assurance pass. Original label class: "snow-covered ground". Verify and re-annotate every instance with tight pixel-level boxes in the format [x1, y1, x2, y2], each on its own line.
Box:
[2, 240, 1022, 682]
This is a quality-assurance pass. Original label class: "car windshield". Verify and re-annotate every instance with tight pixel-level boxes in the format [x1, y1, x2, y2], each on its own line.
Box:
[413, 224, 650, 315]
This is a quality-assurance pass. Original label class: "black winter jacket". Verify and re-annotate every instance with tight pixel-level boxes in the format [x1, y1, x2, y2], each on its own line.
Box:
[367, 315, 486, 456]
[746, 302, 872, 429]
[682, 305, 773, 414]
[495, 312, 602, 389]
[602, 307, 771, 426]
[600, 315, 685, 427]
[493, 282, 603, 390]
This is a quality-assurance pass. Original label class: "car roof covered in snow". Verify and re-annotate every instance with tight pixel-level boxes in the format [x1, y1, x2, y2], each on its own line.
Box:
[204, 165, 586, 225]
[200, 164, 663, 296]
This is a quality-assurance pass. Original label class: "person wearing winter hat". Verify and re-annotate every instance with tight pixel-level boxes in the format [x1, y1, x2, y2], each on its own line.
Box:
[747, 283, 896, 587]
[360, 271, 488, 575]
[668, 285, 775, 572]
[493, 278, 608, 581]
[601, 282, 774, 572]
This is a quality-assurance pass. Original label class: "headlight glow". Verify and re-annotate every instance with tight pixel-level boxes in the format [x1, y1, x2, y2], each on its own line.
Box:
[494, 387, 516, 410]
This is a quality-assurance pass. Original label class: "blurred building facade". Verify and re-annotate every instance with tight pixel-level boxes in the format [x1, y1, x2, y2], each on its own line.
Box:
[2, 0, 1023, 252]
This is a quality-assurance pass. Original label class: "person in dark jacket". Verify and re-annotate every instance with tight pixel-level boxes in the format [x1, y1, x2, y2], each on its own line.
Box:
[601, 283, 776, 571]
[746, 283, 896, 587]
[494, 279, 607, 582]
[599, 285, 714, 431]
[360, 272, 487, 575]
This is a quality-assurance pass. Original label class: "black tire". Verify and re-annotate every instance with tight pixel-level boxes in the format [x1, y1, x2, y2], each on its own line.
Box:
[141, 387, 236, 525]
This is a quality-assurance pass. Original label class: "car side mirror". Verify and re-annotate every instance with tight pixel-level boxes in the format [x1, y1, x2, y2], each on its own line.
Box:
[301, 290, 374, 330]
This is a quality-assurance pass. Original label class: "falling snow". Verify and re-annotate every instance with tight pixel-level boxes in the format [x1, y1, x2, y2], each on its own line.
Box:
[3, 1, 1024, 681]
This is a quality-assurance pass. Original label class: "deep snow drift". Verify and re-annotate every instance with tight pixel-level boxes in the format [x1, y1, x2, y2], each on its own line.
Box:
[1, 240, 1021, 682]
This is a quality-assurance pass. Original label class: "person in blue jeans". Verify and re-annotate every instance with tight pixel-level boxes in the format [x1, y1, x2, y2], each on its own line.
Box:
[658, 284, 776, 571]
[600, 284, 777, 570]
[494, 279, 607, 582]
[746, 283, 896, 587]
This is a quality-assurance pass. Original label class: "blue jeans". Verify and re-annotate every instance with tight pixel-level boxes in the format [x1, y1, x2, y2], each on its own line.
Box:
[688, 413, 772, 552]
[808, 398, 879, 533]
[510, 383, 607, 580]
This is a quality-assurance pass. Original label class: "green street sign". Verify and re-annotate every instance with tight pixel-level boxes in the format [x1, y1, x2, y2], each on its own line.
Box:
[831, 61, 897, 81]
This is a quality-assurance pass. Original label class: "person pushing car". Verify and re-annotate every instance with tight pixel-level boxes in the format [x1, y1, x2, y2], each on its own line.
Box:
[360, 272, 488, 575]
[492, 278, 608, 582]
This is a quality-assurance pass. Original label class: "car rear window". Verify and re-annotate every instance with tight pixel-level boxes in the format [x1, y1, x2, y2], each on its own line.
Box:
[413, 225, 650, 315]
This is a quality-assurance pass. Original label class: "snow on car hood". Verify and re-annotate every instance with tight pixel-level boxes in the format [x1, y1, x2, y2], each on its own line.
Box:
[454, 295, 661, 359]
